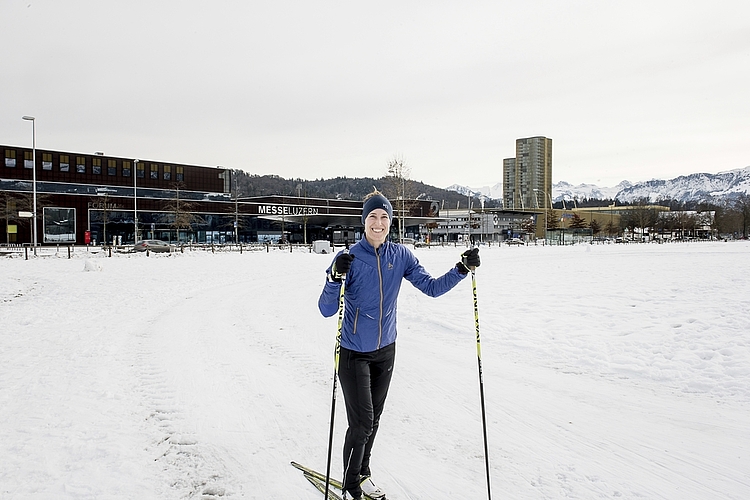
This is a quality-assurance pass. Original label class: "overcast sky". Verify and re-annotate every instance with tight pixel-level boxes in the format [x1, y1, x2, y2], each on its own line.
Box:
[2, 0, 749, 190]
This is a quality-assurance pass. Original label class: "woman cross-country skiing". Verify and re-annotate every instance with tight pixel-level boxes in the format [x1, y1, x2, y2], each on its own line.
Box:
[318, 190, 480, 500]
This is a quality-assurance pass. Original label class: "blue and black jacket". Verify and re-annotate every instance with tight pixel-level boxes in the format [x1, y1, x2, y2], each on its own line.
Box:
[318, 238, 466, 353]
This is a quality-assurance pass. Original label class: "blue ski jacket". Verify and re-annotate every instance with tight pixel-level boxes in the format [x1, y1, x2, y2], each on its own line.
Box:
[318, 238, 467, 353]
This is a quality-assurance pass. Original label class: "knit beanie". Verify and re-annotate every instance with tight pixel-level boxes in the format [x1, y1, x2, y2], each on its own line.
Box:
[361, 194, 393, 224]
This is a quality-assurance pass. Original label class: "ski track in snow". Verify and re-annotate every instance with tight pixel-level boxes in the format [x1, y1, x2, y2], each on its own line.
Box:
[1, 243, 749, 499]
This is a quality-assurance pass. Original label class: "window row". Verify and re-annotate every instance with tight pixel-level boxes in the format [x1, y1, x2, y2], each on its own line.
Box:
[3, 151, 184, 181]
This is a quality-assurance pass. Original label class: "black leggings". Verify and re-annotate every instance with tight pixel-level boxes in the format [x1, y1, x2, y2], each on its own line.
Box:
[338, 343, 396, 494]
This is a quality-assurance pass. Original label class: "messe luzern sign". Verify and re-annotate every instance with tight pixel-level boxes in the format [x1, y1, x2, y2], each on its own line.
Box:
[258, 205, 319, 216]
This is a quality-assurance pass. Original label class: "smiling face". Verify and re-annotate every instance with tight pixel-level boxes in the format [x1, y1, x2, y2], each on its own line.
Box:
[364, 208, 390, 249]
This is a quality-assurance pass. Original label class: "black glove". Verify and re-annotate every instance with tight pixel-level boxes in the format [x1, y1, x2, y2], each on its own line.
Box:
[456, 248, 480, 274]
[331, 253, 354, 281]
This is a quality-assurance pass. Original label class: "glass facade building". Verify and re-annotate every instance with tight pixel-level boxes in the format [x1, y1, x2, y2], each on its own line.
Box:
[1, 144, 436, 246]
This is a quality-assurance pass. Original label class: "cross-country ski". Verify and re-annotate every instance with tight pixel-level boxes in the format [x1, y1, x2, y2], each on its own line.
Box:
[292, 462, 386, 500]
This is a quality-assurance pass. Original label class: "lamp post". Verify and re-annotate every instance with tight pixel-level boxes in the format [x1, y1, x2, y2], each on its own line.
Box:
[467, 191, 472, 244]
[480, 197, 485, 243]
[442, 200, 448, 244]
[22, 116, 37, 255]
[133, 159, 139, 243]
[235, 174, 241, 244]
[401, 175, 405, 243]
[533, 188, 549, 244]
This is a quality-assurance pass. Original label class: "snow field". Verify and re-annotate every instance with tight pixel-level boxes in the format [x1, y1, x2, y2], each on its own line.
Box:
[1, 241, 748, 499]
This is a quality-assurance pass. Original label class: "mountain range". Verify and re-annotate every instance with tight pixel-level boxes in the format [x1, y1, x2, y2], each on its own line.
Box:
[447, 166, 750, 205]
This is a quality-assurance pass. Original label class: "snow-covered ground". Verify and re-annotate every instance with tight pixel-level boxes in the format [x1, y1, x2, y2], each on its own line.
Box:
[1, 241, 748, 499]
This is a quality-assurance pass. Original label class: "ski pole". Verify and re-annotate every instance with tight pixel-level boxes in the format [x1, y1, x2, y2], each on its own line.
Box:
[324, 257, 347, 498]
[471, 267, 492, 500]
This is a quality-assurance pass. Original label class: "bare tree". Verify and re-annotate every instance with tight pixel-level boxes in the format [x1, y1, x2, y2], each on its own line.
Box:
[162, 182, 204, 243]
[621, 198, 660, 241]
[712, 202, 737, 238]
[735, 194, 750, 239]
[1, 192, 51, 245]
[218, 175, 249, 243]
[676, 211, 698, 239]
[601, 213, 620, 236]
[383, 156, 419, 242]
[1, 192, 32, 244]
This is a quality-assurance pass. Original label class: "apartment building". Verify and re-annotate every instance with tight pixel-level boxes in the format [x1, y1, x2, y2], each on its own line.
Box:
[502, 136, 552, 210]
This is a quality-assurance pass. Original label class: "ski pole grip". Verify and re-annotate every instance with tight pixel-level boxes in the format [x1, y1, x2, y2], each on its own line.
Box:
[461, 247, 480, 272]
[341, 248, 349, 280]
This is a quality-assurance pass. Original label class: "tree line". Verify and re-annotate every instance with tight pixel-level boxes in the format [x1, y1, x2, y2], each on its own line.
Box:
[230, 169, 499, 209]
[540, 196, 750, 239]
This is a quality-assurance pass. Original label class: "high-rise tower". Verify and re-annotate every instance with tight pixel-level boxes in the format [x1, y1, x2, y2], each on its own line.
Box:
[502, 136, 552, 210]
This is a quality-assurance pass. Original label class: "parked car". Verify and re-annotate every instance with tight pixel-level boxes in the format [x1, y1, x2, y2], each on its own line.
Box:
[506, 238, 525, 246]
[134, 240, 172, 253]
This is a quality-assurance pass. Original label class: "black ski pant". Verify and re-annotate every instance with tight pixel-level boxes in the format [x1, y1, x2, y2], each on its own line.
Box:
[338, 342, 395, 495]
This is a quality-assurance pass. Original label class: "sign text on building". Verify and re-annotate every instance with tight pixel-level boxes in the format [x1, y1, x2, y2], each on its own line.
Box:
[258, 205, 319, 216]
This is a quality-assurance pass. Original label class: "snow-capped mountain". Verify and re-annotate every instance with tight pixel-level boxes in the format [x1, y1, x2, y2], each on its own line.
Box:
[614, 167, 750, 203]
[553, 180, 632, 203]
[445, 182, 502, 201]
[447, 166, 750, 204]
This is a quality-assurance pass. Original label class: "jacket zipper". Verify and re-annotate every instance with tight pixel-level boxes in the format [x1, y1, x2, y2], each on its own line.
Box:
[376, 247, 384, 349]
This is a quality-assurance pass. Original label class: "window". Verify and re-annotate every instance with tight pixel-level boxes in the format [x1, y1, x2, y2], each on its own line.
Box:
[176, 166, 184, 182]
[137, 162, 145, 178]
[43, 207, 76, 243]
[107, 159, 117, 176]
[122, 160, 131, 177]
[150, 164, 158, 179]
[163, 165, 171, 180]
[76, 156, 86, 173]
[92, 158, 102, 175]
[4, 149, 16, 167]
[43, 153, 53, 170]
[24, 151, 33, 168]
[60, 154, 70, 172]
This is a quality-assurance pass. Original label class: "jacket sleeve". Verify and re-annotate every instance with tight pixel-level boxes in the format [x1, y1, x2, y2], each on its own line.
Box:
[318, 253, 343, 317]
[318, 280, 342, 317]
[403, 249, 467, 297]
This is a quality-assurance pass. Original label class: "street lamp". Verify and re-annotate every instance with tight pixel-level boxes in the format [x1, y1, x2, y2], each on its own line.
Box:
[467, 191, 472, 244]
[533, 188, 549, 244]
[22, 116, 37, 255]
[134, 159, 139, 243]
[235, 174, 242, 244]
